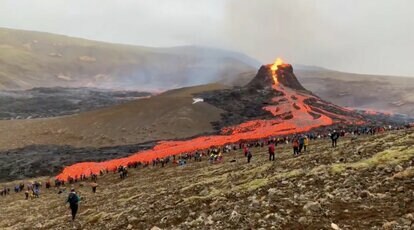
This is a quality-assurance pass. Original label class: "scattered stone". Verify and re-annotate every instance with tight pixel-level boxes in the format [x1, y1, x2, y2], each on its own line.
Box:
[405, 213, 414, 221]
[298, 217, 307, 225]
[268, 188, 277, 196]
[331, 222, 341, 230]
[127, 224, 133, 229]
[303, 201, 321, 215]
[199, 188, 209, 196]
[230, 210, 241, 222]
[394, 165, 403, 172]
[382, 221, 398, 230]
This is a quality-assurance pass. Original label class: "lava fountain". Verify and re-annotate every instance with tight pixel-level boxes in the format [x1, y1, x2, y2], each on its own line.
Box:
[270, 58, 285, 85]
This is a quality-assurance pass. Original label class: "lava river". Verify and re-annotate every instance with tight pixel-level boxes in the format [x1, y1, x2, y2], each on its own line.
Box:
[56, 61, 363, 180]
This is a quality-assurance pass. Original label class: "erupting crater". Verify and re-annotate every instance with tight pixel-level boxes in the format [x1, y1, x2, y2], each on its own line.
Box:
[56, 58, 366, 180]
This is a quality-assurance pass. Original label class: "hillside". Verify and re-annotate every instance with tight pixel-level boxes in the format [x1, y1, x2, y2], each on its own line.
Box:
[0, 27, 259, 90]
[296, 67, 414, 117]
[0, 129, 413, 229]
[0, 84, 227, 151]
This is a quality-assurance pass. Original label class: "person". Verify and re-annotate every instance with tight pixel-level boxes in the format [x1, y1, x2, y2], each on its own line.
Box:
[67, 188, 80, 221]
[292, 138, 299, 156]
[298, 136, 305, 153]
[268, 143, 275, 161]
[331, 130, 340, 148]
[303, 136, 309, 152]
[91, 183, 98, 193]
[243, 145, 249, 157]
[247, 150, 252, 163]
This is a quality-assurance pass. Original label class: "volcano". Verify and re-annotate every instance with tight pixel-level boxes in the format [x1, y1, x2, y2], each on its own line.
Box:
[56, 59, 367, 180]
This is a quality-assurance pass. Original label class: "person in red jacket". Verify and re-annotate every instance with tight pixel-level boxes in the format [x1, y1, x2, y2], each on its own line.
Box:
[292, 138, 300, 156]
[268, 143, 275, 161]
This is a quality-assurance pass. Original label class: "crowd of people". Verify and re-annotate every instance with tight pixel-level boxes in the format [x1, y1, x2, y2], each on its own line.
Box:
[0, 123, 411, 222]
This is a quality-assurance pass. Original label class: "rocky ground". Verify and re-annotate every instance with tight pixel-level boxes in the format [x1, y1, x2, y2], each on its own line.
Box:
[0, 87, 151, 120]
[0, 128, 413, 229]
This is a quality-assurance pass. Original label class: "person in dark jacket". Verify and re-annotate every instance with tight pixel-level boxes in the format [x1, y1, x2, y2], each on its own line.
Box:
[331, 130, 340, 148]
[298, 136, 305, 153]
[247, 150, 252, 163]
[67, 188, 80, 221]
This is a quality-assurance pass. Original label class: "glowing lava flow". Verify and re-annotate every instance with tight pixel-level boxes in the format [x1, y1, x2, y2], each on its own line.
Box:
[56, 60, 364, 181]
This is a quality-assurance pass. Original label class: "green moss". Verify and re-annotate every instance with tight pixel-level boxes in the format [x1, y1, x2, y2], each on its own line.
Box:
[237, 178, 269, 191]
[330, 147, 414, 174]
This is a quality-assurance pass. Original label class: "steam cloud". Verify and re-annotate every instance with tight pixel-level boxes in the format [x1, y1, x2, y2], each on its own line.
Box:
[0, 0, 413, 76]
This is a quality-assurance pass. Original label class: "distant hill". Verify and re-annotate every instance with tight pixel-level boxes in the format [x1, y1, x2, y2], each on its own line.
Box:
[294, 67, 414, 117]
[0, 27, 259, 90]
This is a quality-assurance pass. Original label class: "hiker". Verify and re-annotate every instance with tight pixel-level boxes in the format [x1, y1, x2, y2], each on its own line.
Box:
[247, 150, 252, 163]
[292, 138, 300, 156]
[330, 130, 340, 148]
[91, 183, 98, 193]
[304, 136, 309, 152]
[243, 145, 249, 157]
[298, 135, 305, 153]
[268, 143, 275, 161]
[67, 188, 80, 221]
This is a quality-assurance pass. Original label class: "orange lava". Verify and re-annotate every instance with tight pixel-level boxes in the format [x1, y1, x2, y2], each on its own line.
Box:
[56, 61, 364, 181]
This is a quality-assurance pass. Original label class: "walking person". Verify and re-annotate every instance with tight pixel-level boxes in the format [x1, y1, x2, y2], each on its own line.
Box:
[67, 188, 80, 222]
[268, 143, 275, 161]
[292, 138, 299, 156]
[304, 136, 309, 152]
[247, 150, 252, 163]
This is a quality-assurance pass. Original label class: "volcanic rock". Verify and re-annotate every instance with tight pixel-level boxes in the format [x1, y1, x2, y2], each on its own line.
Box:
[247, 64, 307, 91]
[303, 201, 322, 215]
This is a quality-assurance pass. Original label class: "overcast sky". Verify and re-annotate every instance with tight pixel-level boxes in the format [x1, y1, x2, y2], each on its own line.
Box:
[1, 0, 413, 76]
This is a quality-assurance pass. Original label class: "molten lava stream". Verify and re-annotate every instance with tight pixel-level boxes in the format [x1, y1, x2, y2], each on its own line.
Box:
[56, 58, 363, 181]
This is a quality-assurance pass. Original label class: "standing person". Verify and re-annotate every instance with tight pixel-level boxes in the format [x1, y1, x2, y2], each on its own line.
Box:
[331, 130, 339, 148]
[304, 136, 309, 152]
[67, 188, 80, 222]
[24, 190, 29, 200]
[298, 136, 305, 153]
[268, 143, 275, 161]
[247, 150, 252, 163]
[243, 145, 249, 157]
[292, 138, 299, 156]
[91, 183, 98, 193]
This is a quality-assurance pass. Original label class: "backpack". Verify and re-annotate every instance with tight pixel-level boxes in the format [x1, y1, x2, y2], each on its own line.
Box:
[68, 193, 80, 205]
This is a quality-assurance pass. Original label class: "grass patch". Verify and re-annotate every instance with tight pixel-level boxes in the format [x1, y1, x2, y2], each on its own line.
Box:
[329, 147, 414, 173]
[236, 178, 269, 192]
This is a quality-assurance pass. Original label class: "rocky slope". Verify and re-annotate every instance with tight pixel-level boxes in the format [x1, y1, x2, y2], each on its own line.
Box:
[0, 129, 413, 229]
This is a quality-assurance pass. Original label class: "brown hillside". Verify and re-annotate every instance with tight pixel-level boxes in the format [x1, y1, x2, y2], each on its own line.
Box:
[0, 84, 227, 151]
[0, 129, 413, 229]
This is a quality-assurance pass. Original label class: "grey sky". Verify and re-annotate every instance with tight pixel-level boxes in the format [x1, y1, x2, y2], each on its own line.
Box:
[0, 0, 413, 76]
